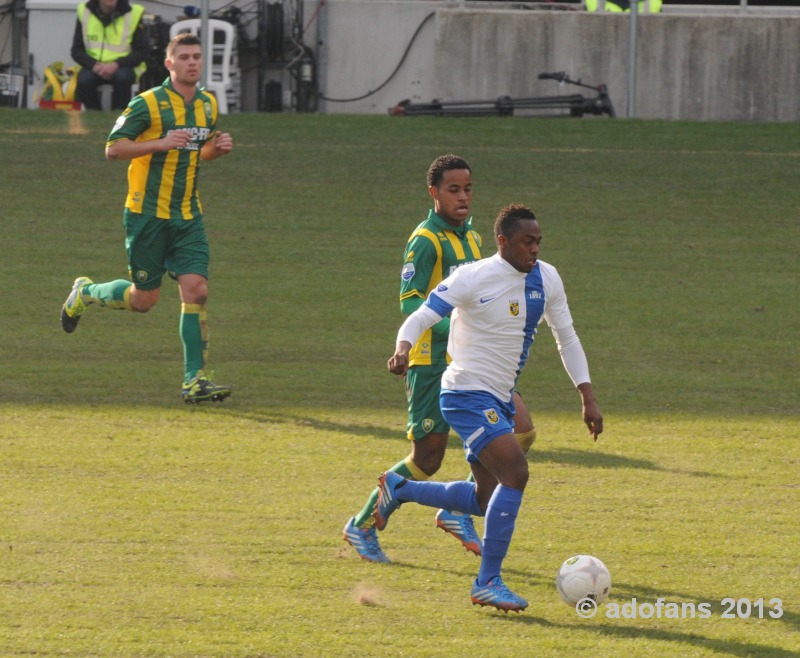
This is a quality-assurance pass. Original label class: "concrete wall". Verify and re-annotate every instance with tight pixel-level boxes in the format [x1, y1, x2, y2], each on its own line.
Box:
[316, 1, 800, 121]
[430, 9, 800, 121]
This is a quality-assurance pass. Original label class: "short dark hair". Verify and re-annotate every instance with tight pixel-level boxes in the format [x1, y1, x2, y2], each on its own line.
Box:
[494, 204, 537, 239]
[427, 154, 471, 188]
[167, 33, 202, 59]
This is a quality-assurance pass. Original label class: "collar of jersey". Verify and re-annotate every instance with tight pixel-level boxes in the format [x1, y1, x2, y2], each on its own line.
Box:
[428, 209, 472, 237]
[161, 77, 202, 103]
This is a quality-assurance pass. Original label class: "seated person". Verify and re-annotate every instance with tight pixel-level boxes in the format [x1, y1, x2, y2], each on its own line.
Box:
[71, 0, 147, 110]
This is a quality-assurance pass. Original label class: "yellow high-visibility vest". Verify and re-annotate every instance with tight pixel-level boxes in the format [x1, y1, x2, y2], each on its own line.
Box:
[585, 0, 662, 12]
[77, 2, 146, 77]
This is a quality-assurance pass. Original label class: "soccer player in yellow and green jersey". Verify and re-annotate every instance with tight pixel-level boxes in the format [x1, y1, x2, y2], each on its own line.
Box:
[343, 155, 537, 563]
[59, 32, 234, 403]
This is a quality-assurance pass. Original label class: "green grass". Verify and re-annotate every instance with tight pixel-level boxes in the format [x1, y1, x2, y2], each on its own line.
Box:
[1, 109, 798, 657]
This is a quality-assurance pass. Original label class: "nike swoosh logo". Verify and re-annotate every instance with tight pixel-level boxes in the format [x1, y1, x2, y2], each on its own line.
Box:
[479, 296, 497, 304]
[500, 512, 510, 517]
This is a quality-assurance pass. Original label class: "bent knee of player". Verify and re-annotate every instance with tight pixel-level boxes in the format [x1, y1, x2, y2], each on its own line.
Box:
[129, 287, 159, 313]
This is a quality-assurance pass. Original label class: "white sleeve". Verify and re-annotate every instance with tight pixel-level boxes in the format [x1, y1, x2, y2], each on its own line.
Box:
[397, 304, 444, 346]
[550, 323, 591, 387]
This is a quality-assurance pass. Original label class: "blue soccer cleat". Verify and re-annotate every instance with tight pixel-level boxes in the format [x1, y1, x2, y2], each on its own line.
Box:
[435, 509, 483, 556]
[342, 517, 390, 564]
[470, 576, 529, 612]
[373, 471, 405, 531]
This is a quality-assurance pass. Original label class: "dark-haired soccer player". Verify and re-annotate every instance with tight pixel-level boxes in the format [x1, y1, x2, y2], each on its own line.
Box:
[378, 204, 603, 611]
[60, 33, 233, 403]
[343, 156, 536, 563]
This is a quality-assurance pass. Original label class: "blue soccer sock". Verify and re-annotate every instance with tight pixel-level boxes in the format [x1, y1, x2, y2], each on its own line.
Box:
[477, 485, 523, 586]
[396, 479, 481, 517]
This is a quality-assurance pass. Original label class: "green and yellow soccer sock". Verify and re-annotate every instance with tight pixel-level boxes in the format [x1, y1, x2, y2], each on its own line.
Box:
[81, 279, 132, 310]
[353, 456, 428, 528]
[180, 303, 208, 384]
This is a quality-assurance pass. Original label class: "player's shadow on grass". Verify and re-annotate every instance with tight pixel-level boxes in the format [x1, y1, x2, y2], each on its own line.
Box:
[222, 407, 722, 478]
[216, 407, 401, 441]
[526, 447, 722, 478]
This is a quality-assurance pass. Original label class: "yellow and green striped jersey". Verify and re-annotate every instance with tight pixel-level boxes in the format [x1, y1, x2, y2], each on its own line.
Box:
[399, 210, 482, 366]
[106, 78, 219, 220]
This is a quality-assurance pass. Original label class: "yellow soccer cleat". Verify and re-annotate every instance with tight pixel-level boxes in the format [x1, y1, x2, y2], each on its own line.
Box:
[60, 277, 93, 333]
[182, 374, 232, 404]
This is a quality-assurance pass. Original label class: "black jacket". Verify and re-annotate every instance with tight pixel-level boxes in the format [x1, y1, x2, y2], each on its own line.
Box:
[70, 0, 147, 70]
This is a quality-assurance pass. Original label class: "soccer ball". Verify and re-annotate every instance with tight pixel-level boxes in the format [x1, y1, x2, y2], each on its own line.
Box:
[556, 554, 611, 606]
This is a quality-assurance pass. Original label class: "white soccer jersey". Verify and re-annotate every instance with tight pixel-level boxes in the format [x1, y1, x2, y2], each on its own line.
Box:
[397, 253, 589, 403]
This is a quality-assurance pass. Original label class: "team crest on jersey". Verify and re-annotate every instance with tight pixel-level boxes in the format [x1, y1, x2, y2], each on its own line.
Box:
[204, 101, 213, 119]
[422, 418, 434, 433]
[484, 409, 499, 424]
[401, 262, 416, 281]
[135, 270, 149, 283]
[112, 114, 126, 131]
[509, 300, 520, 316]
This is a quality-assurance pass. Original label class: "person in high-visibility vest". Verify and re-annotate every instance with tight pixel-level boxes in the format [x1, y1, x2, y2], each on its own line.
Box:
[585, 0, 662, 12]
[70, 0, 147, 110]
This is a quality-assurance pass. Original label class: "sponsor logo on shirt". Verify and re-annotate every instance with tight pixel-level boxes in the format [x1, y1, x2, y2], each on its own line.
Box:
[436, 283, 448, 292]
[167, 126, 213, 151]
[448, 260, 476, 277]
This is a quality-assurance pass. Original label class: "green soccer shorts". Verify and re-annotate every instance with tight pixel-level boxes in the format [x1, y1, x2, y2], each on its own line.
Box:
[405, 365, 450, 440]
[124, 209, 210, 291]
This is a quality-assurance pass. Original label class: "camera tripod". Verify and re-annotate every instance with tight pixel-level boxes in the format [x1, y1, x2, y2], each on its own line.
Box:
[389, 72, 616, 118]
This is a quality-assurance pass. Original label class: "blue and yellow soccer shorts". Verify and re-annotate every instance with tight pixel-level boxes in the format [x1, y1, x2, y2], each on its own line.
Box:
[124, 209, 210, 291]
[440, 389, 516, 463]
[405, 365, 449, 440]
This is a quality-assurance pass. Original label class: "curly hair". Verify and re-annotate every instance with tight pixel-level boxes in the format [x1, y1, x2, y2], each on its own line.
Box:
[426, 154, 471, 188]
[494, 204, 537, 238]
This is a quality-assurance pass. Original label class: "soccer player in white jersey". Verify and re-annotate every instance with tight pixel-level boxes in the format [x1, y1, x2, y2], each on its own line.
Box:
[377, 203, 603, 612]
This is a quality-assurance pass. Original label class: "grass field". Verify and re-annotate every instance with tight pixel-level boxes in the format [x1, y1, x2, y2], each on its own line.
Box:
[0, 108, 798, 657]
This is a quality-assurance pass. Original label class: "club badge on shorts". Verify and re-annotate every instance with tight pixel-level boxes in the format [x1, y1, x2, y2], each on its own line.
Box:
[484, 409, 499, 424]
